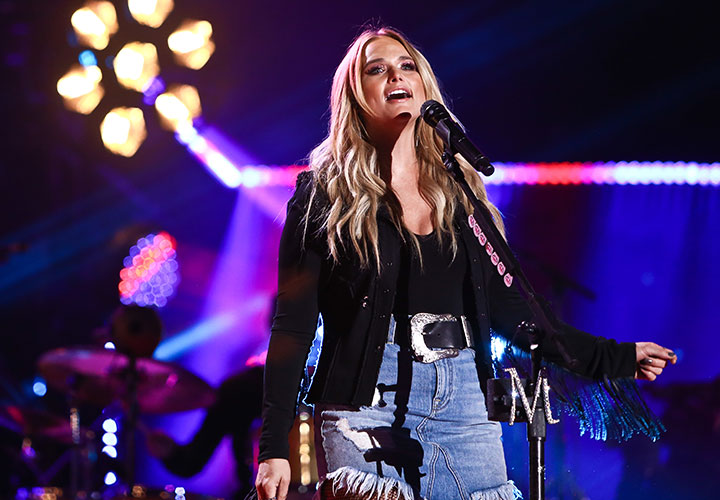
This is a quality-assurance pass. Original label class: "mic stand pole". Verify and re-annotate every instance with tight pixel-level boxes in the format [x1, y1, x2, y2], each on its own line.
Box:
[441, 148, 575, 500]
[126, 355, 138, 489]
[525, 322, 546, 500]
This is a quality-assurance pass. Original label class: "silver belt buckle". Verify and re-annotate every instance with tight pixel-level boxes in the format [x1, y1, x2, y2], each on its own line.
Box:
[409, 313, 460, 363]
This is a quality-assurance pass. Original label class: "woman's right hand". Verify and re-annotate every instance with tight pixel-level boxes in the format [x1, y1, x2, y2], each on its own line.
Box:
[255, 458, 291, 500]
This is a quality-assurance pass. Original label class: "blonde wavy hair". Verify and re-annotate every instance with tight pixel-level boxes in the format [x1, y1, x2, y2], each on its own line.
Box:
[306, 26, 504, 269]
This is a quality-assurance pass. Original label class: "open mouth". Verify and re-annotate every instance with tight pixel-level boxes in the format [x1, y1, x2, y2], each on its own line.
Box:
[386, 88, 412, 101]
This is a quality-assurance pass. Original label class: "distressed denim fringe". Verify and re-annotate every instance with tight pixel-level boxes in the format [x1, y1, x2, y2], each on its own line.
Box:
[469, 481, 523, 500]
[321, 467, 522, 500]
[324, 467, 417, 500]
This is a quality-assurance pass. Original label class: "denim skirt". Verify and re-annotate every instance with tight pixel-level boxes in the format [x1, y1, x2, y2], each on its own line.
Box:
[314, 341, 521, 500]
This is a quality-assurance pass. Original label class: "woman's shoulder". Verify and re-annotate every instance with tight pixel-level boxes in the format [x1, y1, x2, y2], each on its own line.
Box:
[291, 170, 329, 211]
[295, 169, 315, 191]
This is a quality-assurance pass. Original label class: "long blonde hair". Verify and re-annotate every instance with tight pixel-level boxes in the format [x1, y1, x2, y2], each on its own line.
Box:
[306, 26, 504, 269]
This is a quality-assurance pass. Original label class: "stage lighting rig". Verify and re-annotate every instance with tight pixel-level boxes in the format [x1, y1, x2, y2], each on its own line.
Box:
[57, 1, 215, 158]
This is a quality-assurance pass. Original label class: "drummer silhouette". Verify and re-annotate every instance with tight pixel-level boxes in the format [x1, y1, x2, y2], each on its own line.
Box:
[144, 364, 264, 497]
[97, 304, 271, 498]
[113, 303, 269, 499]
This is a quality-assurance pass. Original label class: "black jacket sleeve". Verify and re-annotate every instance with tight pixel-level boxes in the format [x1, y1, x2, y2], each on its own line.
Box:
[486, 257, 636, 379]
[258, 172, 322, 462]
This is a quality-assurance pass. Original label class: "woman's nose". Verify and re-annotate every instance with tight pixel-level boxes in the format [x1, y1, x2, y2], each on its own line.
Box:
[387, 68, 403, 82]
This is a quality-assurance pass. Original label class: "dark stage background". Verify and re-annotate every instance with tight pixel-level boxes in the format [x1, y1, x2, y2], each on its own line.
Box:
[1, 1, 718, 499]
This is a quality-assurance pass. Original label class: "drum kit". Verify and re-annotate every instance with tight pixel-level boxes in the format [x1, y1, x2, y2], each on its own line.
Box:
[1, 307, 222, 500]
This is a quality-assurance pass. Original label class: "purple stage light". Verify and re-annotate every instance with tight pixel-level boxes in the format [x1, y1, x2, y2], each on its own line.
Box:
[175, 124, 306, 188]
[191, 161, 719, 189]
[142, 76, 166, 105]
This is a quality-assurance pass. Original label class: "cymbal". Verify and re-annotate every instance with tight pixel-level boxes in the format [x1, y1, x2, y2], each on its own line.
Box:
[0, 405, 90, 444]
[38, 348, 216, 414]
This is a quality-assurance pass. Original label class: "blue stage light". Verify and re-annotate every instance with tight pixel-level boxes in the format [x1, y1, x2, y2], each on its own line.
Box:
[78, 50, 97, 67]
[32, 378, 47, 397]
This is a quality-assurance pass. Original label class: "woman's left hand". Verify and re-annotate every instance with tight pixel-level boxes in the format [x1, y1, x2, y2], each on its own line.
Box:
[635, 342, 677, 381]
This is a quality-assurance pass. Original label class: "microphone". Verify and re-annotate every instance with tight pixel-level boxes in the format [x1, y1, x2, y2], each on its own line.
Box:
[420, 99, 495, 176]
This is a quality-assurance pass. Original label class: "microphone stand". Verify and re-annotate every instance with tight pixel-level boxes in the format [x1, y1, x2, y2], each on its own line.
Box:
[126, 355, 138, 489]
[441, 147, 576, 500]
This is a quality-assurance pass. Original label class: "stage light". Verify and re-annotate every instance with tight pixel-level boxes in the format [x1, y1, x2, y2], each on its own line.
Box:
[21, 438, 36, 459]
[78, 50, 98, 67]
[154, 85, 201, 131]
[142, 76, 166, 103]
[113, 41, 160, 92]
[102, 418, 118, 433]
[490, 335, 506, 363]
[168, 20, 215, 69]
[102, 432, 118, 446]
[32, 378, 47, 397]
[298, 411, 313, 486]
[71, 1, 118, 50]
[102, 445, 118, 458]
[100, 107, 147, 157]
[57, 64, 104, 115]
[104, 341, 116, 349]
[128, 0, 174, 28]
[119, 232, 179, 308]
[220, 162, 720, 189]
[104, 472, 117, 486]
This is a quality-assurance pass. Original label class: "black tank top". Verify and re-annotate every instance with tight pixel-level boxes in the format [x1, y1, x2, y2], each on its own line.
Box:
[393, 231, 469, 317]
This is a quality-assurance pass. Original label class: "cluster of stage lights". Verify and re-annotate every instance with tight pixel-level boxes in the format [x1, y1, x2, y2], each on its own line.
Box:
[119, 232, 179, 308]
[196, 161, 720, 189]
[57, 0, 212, 157]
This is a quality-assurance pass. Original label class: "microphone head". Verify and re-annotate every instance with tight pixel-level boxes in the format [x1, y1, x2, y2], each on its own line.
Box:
[420, 99, 450, 127]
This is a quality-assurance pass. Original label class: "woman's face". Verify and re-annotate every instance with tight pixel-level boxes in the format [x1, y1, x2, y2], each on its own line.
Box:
[359, 36, 426, 132]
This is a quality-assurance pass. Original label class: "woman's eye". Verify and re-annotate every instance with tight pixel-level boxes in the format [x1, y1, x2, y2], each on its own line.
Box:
[367, 65, 385, 75]
[401, 61, 417, 71]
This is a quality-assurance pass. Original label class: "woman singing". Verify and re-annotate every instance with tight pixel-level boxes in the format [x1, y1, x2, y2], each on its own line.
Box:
[255, 26, 675, 500]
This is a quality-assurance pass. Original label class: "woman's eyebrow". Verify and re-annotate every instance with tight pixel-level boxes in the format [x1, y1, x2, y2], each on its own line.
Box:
[364, 57, 385, 67]
[364, 55, 414, 68]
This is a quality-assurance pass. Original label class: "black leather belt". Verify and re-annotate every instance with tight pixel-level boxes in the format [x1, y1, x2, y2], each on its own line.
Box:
[390, 313, 474, 363]
[421, 320, 470, 349]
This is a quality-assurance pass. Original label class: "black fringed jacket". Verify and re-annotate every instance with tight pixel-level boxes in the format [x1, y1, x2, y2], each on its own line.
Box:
[258, 171, 636, 461]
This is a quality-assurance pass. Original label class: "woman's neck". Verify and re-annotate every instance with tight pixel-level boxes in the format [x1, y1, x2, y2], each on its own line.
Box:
[371, 121, 434, 235]
[372, 122, 419, 187]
